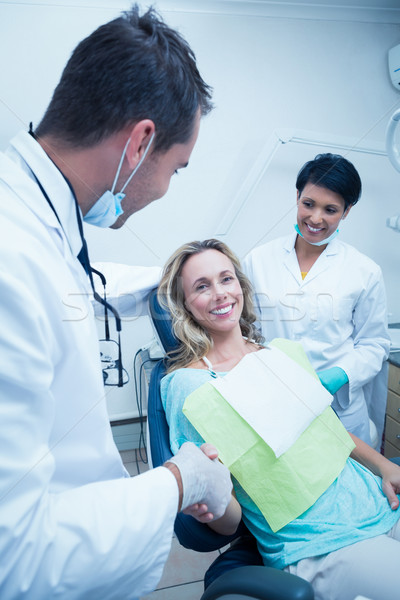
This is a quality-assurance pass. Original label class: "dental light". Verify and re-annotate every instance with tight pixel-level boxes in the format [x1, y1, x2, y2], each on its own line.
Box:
[386, 44, 400, 173]
[385, 45, 400, 232]
[385, 109, 400, 232]
[389, 43, 400, 92]
[386, 108, 400, 174]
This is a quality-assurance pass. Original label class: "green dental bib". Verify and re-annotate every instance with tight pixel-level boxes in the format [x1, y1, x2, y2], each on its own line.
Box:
[183, 339, 355, 532]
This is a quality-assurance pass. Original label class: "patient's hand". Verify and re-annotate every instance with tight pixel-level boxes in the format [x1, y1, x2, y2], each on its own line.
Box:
[200, 442, 219, 461]
[350, 433, 400, 510]
[381, 461, 400, 510]
[183, 503, 214, 523]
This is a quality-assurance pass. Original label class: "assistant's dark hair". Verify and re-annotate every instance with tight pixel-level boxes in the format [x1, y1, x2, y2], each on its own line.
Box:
[35, 4, 213, 152]
[296, 153, 361, 210]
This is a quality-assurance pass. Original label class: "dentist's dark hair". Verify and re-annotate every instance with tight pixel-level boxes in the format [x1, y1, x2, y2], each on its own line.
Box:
[296, 153, 362, 211]
[35, 3, 213, 152]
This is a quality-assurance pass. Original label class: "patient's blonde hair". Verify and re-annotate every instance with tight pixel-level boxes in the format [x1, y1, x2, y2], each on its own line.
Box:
[158, 239, 264, 372]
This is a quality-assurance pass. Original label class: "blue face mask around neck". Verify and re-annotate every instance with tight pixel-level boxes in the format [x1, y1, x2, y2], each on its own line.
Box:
[84, 132, 155, 228]
[294, 223, 339, 246]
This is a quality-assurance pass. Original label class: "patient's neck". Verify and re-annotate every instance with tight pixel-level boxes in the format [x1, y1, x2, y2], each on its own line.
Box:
[207, 327, 259, 372]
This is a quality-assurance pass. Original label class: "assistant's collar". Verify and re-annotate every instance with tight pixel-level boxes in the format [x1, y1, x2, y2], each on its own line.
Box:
[6, 130, 82, 260]
[283, 231, 299, 253]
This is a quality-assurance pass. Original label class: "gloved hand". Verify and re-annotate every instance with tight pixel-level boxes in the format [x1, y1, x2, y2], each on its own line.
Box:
[317, 367, 348, 395]
[166, 441, 233, 520]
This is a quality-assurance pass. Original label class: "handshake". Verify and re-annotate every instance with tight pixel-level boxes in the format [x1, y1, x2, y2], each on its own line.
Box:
[164, 442, 233, 522]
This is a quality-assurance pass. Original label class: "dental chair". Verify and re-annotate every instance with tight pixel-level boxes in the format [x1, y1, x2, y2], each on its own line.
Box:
[147, 288, 314, 600]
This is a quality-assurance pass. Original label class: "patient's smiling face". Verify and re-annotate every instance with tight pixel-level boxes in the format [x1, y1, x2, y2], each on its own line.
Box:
[181, 249, 244, 336]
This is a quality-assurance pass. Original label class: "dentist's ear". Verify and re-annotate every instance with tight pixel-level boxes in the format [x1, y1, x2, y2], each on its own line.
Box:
[125, 120, 155, 168]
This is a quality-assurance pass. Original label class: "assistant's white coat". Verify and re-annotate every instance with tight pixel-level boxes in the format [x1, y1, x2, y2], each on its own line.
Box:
[243, 233, 391, 443]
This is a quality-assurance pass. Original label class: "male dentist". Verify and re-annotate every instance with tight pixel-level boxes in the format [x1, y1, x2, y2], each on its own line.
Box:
[0, 5, 232, 598]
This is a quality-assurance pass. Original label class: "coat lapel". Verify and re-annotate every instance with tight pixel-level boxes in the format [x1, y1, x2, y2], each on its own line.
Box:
[282, 233, 303, 285]
[301, 237, 340, 286]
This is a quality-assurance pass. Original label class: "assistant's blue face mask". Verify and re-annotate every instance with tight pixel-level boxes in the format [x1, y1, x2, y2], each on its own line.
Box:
[294, 223, 339, 246]
[84, 132, 155, 228]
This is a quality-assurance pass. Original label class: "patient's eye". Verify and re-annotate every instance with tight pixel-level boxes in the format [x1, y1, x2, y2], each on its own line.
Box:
[196, 283, 208, 291]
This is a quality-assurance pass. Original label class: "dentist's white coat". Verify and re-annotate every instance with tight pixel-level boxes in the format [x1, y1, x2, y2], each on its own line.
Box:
[0, 131, 173, 599]
[243, 233, 390, 444]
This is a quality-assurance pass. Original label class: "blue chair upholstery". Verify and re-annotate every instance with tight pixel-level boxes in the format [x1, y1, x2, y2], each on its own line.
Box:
[148, 357, 246, 551]
[147, 288, 314, 599]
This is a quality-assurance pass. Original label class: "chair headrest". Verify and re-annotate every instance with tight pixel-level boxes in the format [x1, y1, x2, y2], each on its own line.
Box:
[148, 287, 180, 354]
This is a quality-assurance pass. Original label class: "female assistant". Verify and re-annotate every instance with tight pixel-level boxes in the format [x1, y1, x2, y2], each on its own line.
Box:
[243, 153, 390, 444]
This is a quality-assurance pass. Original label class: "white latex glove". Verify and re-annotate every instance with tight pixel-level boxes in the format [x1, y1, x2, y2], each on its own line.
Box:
[166, 442, 233, 520]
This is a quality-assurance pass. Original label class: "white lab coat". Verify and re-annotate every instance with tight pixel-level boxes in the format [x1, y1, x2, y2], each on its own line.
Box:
[0, 131, 177, 599]
[243, 233, 390, 444]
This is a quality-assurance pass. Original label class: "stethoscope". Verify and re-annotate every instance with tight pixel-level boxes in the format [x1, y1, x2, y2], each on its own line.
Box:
[27, 125, 126, 387]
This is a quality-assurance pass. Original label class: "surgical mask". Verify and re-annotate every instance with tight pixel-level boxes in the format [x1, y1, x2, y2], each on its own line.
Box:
[84, 132, 155, 227]
[294, 223, 339, 246]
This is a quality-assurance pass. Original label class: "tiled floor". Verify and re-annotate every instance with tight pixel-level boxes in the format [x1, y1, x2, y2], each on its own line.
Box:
[120, 449, 221, 600]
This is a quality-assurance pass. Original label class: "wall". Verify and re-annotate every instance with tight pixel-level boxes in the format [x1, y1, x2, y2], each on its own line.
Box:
[1, 0, 400, 420]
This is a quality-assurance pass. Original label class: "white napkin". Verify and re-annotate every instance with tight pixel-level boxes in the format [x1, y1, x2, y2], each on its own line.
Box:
[209, 347, 332, 458]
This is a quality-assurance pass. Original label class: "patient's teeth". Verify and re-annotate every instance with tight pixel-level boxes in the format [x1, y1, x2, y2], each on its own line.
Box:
[211, 304, 232, 315]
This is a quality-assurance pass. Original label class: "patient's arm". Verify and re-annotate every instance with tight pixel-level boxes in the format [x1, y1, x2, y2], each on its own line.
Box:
[207, 493, 242, 535]
[184, 493, 242, 535]
[349, 433, 400, 510]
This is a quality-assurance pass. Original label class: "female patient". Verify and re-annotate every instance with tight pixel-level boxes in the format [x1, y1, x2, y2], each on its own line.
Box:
[158, 238, 400, 600]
